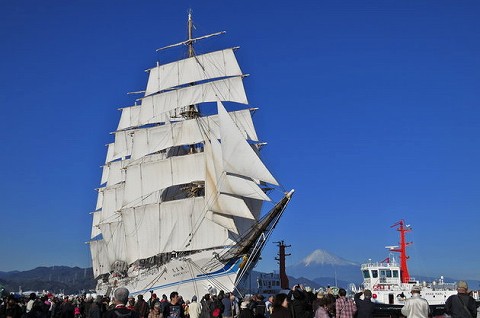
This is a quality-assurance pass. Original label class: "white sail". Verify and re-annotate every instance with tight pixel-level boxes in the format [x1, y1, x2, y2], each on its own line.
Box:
[217, 101, 278, 185]
[98, 184, 125, 223]
[89, 239, 110, 276]
[117, 105, 141, 131]
[145, 49, 242, 95]
[96, 189, 104, 211]
[130, 109, 257, 160]
[140, 76, 247, 126]
[91, 210, 102, 239]
[101, 159, 129, 186]
[98, 220, 127, 265]
[206, 133, 270, 201]
[121, 197, 232, 262]
[105, 143, 115, 164]
[123, 153, 205, 207]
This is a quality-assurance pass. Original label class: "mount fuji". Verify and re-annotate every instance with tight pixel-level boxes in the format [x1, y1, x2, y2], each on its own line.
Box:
[286, 249, 361, 284]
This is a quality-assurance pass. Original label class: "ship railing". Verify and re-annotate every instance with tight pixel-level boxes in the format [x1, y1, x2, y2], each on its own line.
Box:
[361, 261, 399, 268]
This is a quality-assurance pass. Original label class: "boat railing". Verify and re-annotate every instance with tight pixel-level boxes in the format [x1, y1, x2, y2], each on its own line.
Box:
[361, 261, 399, 268]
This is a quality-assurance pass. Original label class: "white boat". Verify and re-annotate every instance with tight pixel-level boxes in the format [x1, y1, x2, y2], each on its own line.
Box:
[88, 12, 293, 300]
[355, 220, 471, 308]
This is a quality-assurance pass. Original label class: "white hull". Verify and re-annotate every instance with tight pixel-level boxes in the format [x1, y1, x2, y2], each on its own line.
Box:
[368, 285, 457, 306]
[96, 248, 243, 300]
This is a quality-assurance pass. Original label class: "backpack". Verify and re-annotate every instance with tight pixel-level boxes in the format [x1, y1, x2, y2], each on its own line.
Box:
[210, 300, 223, 318]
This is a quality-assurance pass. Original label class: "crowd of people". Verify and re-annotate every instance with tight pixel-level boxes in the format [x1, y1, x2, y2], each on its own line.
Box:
[1, 281, 478, 318]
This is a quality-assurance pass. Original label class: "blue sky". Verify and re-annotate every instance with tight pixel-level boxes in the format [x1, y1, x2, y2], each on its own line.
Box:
[1, 1, 479, 281]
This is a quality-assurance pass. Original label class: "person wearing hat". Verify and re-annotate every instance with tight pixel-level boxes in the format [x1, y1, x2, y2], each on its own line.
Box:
[354, 290, 375, 318]
[400, 286, 429, 318]
[445, 281, 476, 318]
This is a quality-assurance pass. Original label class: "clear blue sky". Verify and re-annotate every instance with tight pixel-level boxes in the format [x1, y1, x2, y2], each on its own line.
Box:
[1, 1, 479, 281]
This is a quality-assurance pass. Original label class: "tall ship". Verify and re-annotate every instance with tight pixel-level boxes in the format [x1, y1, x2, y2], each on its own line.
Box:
[88, 12, 294, 300]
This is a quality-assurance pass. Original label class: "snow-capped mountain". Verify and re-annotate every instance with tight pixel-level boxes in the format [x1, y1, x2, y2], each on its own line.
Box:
[301, 249, 358, 266]
[286, 249, 361, 283]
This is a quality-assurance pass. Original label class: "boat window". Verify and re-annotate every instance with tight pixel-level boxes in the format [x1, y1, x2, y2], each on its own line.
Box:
[363, 270, 370, 278]
[386, 270, 392, 278]
[392, 270, 399, 278]
[371, 270, 378, 278]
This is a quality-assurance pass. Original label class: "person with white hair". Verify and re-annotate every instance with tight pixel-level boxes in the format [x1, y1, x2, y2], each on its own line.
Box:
[401, 286, 429, 318]
[106, 287, 139, 318]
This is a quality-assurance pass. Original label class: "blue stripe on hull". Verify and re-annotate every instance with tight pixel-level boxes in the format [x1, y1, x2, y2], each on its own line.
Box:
[129, 257, 241, 296]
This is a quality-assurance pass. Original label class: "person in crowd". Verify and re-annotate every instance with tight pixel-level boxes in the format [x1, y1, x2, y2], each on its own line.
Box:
[148, 295, 159, 312]
[148, 303, 162, 318]
[0, 294, 23, 318]
[127, 298, 136, 311]
[199, 295, 211, 318]
[253, 295, 265, 318]
[107, 287, 139, 318]
[264, 296, 273, 318]
[26, 294, 37, 318]
[134, 296, 149, 318]
[335, 289, 356, 318]
[312, 292, 324, 313]
[401, 286, 429, 318]
[209, 293, 224, 318]
[221, 294, 232, 318]
[183, 300, 190, 318]
[445, 281, 477, 318]
[230, 294, 239, 318]
[270, 294, 290, 318]
[314, 298, 329, 318]
[238, 298, 253, 318]
[83, 296, 93, 318]
[159, 296, 169, 314]
[353, 290, 374, 318]
[289, 286, 310, 318]
[88, 296, 103, 318]
[188, 297, 201, 318]
[60, 297, 75, 318]
[162, 292, 184, 318]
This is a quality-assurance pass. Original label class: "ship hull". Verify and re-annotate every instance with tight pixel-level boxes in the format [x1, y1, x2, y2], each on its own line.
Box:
[370, 288, 456, 306]
[96, 248, 244, 300]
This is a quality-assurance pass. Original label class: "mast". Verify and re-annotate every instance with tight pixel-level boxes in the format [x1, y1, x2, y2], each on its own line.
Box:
[389, 220, 412, 283]
[274, 241, 290, 289]
[156, 10, 226, 120]
[187, 10, 194, 58]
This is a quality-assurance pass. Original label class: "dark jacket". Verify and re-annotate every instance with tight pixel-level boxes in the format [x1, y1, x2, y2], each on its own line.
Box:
[353, 293, 374, 318]
[445, 294, 476, 318]
[163, 303, 185, 318]
[105, 306, 139, 318]
[270, 307, 291, 318]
